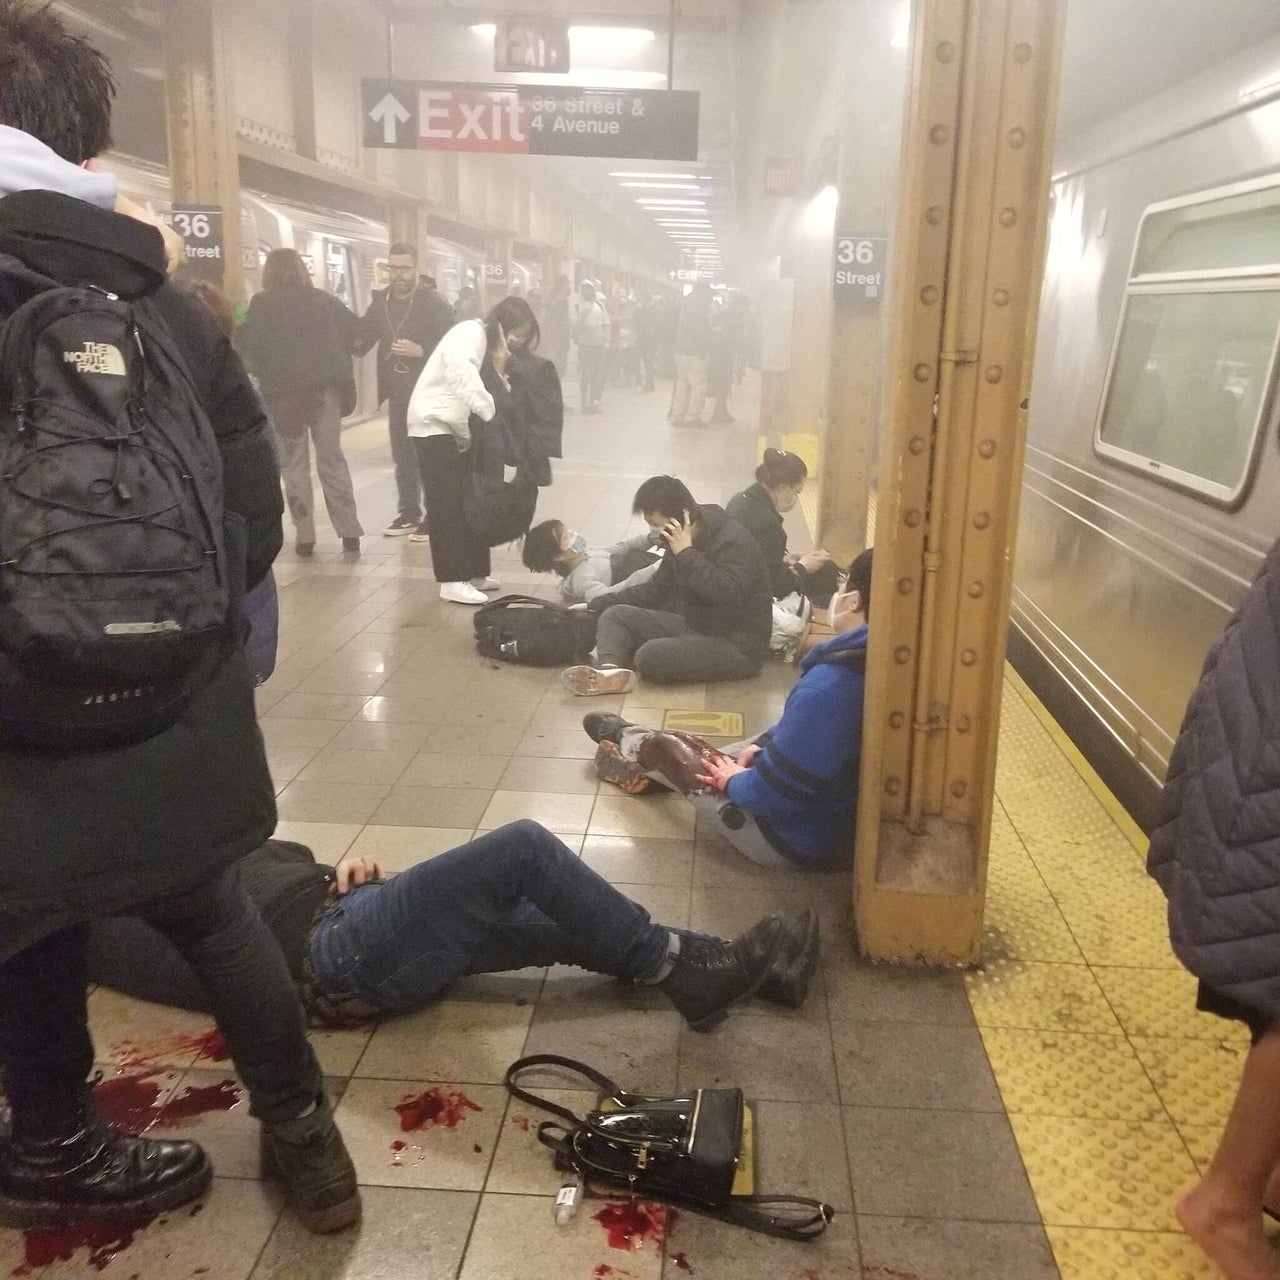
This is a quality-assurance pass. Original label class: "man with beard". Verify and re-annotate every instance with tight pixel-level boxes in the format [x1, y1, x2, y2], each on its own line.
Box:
[354, 244, 455, 539]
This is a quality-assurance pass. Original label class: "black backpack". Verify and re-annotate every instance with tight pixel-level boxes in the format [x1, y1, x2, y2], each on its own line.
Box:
[0, 261, 234, 749]
[474, 595, 597, 667]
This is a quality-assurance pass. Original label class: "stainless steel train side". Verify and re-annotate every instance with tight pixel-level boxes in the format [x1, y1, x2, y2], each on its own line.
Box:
[1010, 39, 1280, 830]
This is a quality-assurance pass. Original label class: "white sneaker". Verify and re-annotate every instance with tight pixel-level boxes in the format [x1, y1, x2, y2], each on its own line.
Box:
[470, 577, 500, 592]
[440, 581, 489, 605]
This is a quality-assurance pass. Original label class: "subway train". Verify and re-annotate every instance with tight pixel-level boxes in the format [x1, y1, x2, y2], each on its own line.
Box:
[1009, 37, 1280, 831]
[102, 155, 497, 420]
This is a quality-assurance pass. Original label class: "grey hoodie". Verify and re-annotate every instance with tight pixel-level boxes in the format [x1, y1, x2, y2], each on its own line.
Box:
[0, 125, 117, 208]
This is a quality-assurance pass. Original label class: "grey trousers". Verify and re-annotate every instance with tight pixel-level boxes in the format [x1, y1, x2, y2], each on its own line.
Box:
[596, 605, 762, 685]
[270, 386, 364, 545]
[671, 354, 708, 421]
[617, 726, 791, 868]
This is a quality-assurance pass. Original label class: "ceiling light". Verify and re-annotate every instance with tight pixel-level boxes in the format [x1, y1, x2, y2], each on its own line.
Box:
[569, 26, 656, 53]
[636, 199, 706, 207]
[611, 172, 714, 180]
[656, 219, 713, 226]
[470, 23, 497, 37]
[620, 182, 702, 190]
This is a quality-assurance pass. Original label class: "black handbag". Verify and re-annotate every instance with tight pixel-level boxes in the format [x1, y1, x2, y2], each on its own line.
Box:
[505, 1054, 833, 1241]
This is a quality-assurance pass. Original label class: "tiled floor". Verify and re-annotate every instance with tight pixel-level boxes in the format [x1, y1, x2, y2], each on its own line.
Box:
[0, 376, 1249, 1279]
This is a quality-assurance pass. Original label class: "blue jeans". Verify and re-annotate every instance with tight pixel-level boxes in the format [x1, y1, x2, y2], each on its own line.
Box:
[308, 820, 670, 1015]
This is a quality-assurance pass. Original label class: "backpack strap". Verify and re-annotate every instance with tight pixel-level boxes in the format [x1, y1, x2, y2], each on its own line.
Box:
[505, 1053, 643, 1124]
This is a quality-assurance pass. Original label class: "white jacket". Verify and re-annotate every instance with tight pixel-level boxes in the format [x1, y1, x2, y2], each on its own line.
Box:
[407, 318, 495, 448]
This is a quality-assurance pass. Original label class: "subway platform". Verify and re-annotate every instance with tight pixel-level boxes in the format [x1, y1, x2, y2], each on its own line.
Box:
[0, 378, 1245, 1280]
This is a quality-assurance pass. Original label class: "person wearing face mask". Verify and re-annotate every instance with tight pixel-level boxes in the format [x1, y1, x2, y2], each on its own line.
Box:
[726, 450, 838, 602]
[580, 549, 873, 869]
[522, 519, 662, 605]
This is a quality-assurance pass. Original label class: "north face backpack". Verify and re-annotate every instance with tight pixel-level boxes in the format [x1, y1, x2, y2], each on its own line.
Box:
[474, 595, 597, 667]
[0, 261, 233, 749]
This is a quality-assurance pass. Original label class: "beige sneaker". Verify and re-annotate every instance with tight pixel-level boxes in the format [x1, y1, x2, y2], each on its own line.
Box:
[561, 665, 637, 696]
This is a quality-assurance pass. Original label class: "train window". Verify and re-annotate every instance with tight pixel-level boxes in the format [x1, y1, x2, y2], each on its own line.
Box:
[1095, 176, 1280, 506]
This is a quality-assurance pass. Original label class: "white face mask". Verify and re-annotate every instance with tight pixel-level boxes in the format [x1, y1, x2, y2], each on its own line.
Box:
[776, 491, 799, 514]
[828, 588, 860, 630]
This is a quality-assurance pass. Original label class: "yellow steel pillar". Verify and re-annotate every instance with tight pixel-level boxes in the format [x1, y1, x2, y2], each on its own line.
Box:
[853, 0, 1065, 963]
[162, 0, 244, 303]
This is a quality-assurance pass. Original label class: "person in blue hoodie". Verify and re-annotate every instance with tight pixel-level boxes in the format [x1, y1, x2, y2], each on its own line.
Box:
[584, 549, 872, 869]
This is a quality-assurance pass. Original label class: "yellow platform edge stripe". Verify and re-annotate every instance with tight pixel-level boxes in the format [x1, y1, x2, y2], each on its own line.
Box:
[1003, 663, 1148, 858]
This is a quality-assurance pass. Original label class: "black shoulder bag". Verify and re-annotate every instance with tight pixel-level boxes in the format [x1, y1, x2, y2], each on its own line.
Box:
[505, 1054, 833, 1241]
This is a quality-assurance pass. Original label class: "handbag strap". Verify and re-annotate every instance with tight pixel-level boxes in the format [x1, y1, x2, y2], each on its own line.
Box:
[704, 1194, 834, 1241]
[505, 1053, 644, 1128]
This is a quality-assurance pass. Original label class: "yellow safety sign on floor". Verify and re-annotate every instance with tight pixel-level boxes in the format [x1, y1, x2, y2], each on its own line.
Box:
[662, 710, 744, 738]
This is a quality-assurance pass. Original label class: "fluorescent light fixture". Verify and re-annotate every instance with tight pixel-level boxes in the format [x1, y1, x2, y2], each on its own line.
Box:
[655, 219, 713, 225]
[611, 172, 714, 180]
[569, 26, 656, 52]
[620, 182, 702, 190]
[470, 23, 497, 37]
[636, 199, 705, 207]
[890, 2, 910, 49]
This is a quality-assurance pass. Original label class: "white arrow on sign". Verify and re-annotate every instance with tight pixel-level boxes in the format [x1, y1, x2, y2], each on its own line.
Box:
[369, 92, 411, 145]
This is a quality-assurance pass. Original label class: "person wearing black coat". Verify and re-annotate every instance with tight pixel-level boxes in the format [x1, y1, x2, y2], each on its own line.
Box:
[1147, 535, 1280, 1280]
[0, 180, 355, 1232]
[562, 476, 772, 694]
[239, 248, 363, 557]
[352, 246, 456, 536]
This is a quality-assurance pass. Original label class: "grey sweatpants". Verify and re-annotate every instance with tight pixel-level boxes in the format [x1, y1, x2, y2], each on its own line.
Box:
[270, 386, 364, 545]
[596, 605, 762, 686]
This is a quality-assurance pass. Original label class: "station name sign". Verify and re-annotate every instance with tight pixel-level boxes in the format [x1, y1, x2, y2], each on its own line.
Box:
[362, 79, 700, 161]
[166, 205, 225, 282]
[833, 234, 886, 301]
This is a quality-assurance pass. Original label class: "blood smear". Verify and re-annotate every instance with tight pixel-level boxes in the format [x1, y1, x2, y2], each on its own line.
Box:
[393, 1087, 482, 1132]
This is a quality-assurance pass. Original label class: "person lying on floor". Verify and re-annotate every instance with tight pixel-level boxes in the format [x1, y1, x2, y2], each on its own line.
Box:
[561, 475, 772, 696]
[521, 518, 662, 605]
[85, 821, 821, 1033]
[583, 549, 872, 870]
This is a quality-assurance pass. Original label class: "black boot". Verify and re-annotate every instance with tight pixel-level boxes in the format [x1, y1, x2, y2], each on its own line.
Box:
[0, 1085, 211, 1228]
[260, 1094, 361, 1234]
[752, 909, 821, 1009]
[582, 712, 632, 745]
[658, 916, 786, 1032]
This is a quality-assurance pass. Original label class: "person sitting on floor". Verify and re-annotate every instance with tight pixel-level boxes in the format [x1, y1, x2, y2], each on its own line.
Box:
[86, 821, 822, 1033]
[561, 475, 772, 696]
[583, 549, 872, 870]
[521, 519, 662, 606]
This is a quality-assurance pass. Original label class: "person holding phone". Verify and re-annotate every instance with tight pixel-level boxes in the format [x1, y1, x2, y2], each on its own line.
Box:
[561, 475, 772, 694]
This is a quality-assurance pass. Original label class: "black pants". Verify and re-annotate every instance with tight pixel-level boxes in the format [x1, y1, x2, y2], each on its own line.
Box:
[414, 434, 491, 584]
[388, 391, 425, 524]
[0, 867, 322, 1127]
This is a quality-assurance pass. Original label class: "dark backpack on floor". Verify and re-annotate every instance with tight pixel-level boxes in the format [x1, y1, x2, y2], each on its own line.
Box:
[474, 594, 596, 667]
[0, 261, 234, 749]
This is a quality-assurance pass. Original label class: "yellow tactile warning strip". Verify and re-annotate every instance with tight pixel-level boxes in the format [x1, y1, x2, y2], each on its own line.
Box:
[662, 710, 745, 737]
[976, 673, 1250, 1279]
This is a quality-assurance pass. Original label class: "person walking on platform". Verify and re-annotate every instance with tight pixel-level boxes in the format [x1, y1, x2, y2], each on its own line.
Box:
[86, 823, 821, 1033]
[542, 275, 573, 379]
[670, 283, 714, 427]
[240, 249, 364, 557]
[0, 0, 359, 1235]
[562, 475, 772, 693]
[408, 300, 537, 604]
[353, 244, 455, 539]
[1149, 533, 1280, 1280]
[573, 280, 610, 414]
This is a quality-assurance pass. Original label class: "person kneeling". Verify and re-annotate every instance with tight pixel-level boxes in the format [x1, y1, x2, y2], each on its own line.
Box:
[86, 821, 821, 1033]
[561, 476, 772, 696]
[584, 550, 872, 870]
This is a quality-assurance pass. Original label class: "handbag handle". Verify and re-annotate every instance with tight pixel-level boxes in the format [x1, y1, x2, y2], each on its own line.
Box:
[505, 1053, 646, 1127]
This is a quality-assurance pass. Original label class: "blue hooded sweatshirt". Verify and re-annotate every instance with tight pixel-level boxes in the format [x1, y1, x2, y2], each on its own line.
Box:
[725, 624, 867, 867]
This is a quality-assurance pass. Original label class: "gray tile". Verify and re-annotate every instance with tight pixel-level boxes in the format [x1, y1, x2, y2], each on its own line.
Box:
[678, 1016, 839, 1103]
[856, 1215, 1060, 1280]
[297, 748, 416, 786]
[250, 1187, 478, 1280]
[326, 719, 436, 753]
[371, 786, 493, 828]
[499, 754, 601, 795]
[843, 1107, 1040, 1221]
[480, 789, 596, 835]
[688, 884, 811, 939]
[662, 1208, 862, 1278]
[420, 722, 521, 756]
[514, 726, 598, 759]
[275, 780, 390, 825]
[358, 695, 448, 723]
[399, 752, 512, 789]
[825, 955, 977, 1027]
[833, 1022, 1004, 1112]
[268, 692, 371, 720]
[751, 1100, 854, 1212]
[581, 835, 695, 886]
[258, 716, 344, 752]
[485, 1087, 598, 1194]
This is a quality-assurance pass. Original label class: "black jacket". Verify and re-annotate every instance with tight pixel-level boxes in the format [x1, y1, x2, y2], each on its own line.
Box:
[0, 190, 283, 961]
[239, 284, 358, 410]
[353, 278, 455, 406]
[589, 504, 772, 664]
[1148, 536, 1280, 1022]
[86, 841, 332, 1012]
[725, 482, 803, 600]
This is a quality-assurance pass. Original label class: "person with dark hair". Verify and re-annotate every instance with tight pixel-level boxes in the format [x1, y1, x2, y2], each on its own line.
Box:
[727, 450, 838, 602]
[560, 475, 772, 694]
[407, 298, 538, 603]
[522, 519, 660, 605]
[239, 248, 363, 558]
[86, 823, 821, 1034]
[0, 0, 359, 1236]
[353, 242, 456, 539]
[583, 550, 873, 869]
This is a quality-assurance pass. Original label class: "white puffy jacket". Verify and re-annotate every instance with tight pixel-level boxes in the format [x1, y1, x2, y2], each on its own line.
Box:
[407, 318, 495, 449]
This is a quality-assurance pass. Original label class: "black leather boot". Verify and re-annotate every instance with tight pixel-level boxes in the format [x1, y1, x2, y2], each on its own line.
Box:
[658, 916, 786, 1032]
[582, 712, 631, 745]
[260, 1094, 361, 1234]
[0, 1086, 211, 1228]
[754, 909, 821, 1009]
